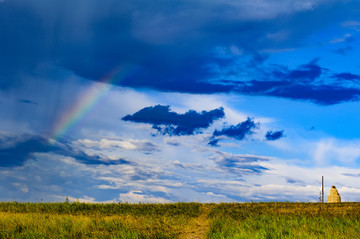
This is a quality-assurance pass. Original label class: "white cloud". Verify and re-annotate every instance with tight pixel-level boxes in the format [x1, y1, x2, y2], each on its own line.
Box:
[3, 139, 360, 203]
[251, 160, 360, 202]
[77, 138, 158, 153]
[50, 195, 117, 203]
[78, 139, 135, 149]
[330, 33, 352, 44]
[312, 138, 360, 166]
[206, 192, 227, 198]
[342, 21, 360, 31]
[119, 191, 172, 203]
[67, 196, 96, 203]
[12, 183, 29, 193]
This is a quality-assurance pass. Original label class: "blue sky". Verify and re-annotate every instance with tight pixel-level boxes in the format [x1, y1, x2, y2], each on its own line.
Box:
[1, 0, 360, 203]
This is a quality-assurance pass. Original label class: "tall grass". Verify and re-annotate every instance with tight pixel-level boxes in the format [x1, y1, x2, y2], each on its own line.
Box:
[0, 201, 201, 217]
[207, 202, 360, 238]
[1, 202, 360, 238]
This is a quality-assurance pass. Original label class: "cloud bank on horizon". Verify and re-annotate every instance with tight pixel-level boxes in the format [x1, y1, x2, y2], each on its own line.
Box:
[1, 0, 360, 203]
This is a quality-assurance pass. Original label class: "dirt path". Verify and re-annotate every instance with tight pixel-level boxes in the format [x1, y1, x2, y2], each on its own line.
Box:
[179, 205, 211, 239]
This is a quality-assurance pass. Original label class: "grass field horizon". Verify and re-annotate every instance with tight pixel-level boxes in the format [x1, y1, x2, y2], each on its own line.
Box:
[1, 201, 360, 238]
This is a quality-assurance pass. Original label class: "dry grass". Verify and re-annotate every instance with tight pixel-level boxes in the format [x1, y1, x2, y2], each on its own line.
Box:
[0, 212, 190, 238]
[0, 202, 201, 238]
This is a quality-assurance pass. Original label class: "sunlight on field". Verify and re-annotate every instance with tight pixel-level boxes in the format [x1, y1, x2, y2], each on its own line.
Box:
[1, 202, 360, 238]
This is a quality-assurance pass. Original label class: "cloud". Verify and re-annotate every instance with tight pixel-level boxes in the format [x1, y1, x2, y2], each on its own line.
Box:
[313, 138, 360, 166]
[209, 151, 270, 175]
[77, 138, 159, 154]
[286, 61, 323, 82]
[65, 196, 97, 203]
[0, 135, 52, 167]
[2, 0, 360, 105]
[18, 99, 38, 105]
[265, 130, 284, 141]
[0, 134, 131, 167]
[122, 105, 225, 136]
[119, 190, 172, 203]
[238, 59, 360, 104]
[286, 177, 305, 185]
[342, 20, 360, 32]
[210, 118, 257, 145]
[332, 72, 360, 81]
[342, 173, 360, 177]
[267, 85, 360, 105]
[4, 129, 360, 202]
[329, 33, 353, 44]
[332, 46, 353, 55]
[208, 138, 221, 147]
[221, 60, 360, 105]
[12, 183, 29, 193]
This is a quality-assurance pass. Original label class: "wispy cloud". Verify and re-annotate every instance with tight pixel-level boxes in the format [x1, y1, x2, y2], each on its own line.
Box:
[342, 173, 360, 177]
[329, 33, 353, 44]
[313, 138, 360, 166]
[209, 151, 270, 176]
[342, 20, 360, 31]
[18, 99, 38, 105]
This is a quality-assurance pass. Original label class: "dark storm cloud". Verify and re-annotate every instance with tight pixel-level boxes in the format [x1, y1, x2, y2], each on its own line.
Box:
[122, 105, 225, 136]
[212, 118, 257, 141]
[266, 84, 360, 105]
[287, 62, 322, 82]
[0, 134, 130, 167]
[265, 130, 284, 141]
[236, 61, 360, 105]
[2, 0, 360, 104]
[0, 136, 50, 167]
[208, 139, 220, 147]
[332, 72, 360, 81]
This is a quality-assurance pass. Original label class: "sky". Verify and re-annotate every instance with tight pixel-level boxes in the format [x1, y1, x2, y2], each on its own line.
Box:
[1, 0, 360, 203]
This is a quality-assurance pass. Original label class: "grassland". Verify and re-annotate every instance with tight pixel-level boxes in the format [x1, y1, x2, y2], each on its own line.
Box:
[0, 201, 360, 238]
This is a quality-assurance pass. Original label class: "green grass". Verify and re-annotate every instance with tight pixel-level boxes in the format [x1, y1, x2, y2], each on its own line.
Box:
[207, 202, 360, 238]
[0, 202, 360, 238]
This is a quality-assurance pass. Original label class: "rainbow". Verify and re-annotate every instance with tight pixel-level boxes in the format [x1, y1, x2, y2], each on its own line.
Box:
[50, 65, 133, 143]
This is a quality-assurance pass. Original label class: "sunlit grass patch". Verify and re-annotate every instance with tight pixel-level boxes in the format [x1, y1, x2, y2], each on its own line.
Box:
[0, 202, 202, 238]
